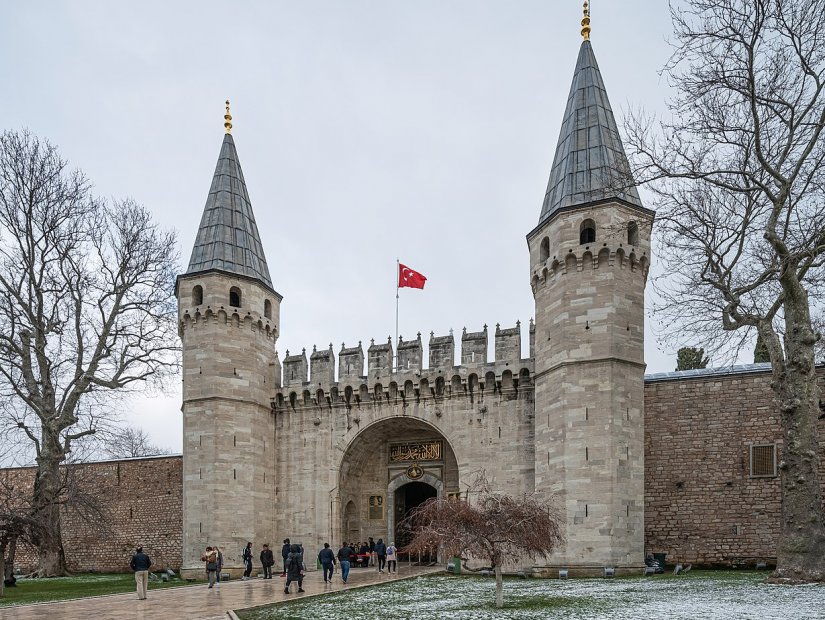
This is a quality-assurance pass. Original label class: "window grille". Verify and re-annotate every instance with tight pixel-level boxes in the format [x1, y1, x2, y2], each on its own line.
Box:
[750, 444, 776, 477]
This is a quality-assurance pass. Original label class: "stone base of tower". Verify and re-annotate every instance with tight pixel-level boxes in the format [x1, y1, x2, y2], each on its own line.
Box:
[531, 563, 646, 578]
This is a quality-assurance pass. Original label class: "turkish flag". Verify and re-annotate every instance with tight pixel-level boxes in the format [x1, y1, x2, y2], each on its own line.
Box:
[399, 263, 427, 289]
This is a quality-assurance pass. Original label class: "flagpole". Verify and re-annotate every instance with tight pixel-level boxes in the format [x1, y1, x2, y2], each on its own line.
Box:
[395, 258, 399, 373]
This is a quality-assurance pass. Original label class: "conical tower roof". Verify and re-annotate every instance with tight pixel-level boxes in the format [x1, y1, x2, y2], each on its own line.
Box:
[185, 133, 273, 289]
[538, 40, 643, 225]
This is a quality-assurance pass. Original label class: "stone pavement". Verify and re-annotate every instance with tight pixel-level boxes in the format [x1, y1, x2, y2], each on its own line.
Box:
[0, 565, 440, 620]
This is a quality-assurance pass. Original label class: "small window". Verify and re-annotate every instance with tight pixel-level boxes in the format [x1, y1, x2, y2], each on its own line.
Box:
[628, 221, 639, 246]
[539, 237, 550, 262]
[579, 219, 596, 245]
[435, 376, 445, 397]
[192, 285, 203, 306]
[229, 286, 242, 308]
[750, 444, 777, 477]
[264, 299, 272, 319]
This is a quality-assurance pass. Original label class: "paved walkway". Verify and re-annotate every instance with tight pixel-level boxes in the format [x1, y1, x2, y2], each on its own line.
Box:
[0, 566, 440, 620]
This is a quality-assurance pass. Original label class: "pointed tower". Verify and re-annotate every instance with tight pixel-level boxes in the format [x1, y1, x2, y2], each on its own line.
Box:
[177, 102, 282, 578]
[528, 5, 654, 575]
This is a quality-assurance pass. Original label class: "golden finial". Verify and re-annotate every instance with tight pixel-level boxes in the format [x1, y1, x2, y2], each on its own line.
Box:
[581, 1, 591, 41]
[224, 99, 233, 134]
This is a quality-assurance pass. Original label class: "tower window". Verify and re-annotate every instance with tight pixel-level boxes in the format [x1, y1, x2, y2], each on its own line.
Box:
[628, 221, 639, 246]
[229, 286, 242, 308]
[540, 237, 550, 262]
[579, 219, 596, 245]
[192, 285, 203, 306]
[264, 299, 272, 319]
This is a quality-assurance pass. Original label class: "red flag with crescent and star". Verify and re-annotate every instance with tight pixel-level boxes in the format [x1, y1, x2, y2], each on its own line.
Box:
[398, 263, 427, 289]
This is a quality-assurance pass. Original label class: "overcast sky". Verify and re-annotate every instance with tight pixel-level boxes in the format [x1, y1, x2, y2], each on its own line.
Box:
[3, 1, 712, 454]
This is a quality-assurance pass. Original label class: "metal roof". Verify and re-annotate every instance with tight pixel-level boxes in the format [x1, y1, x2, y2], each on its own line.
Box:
[185, 133, 273, 288]
[644, 363, 773, 383]
[538, 40, 643, 224]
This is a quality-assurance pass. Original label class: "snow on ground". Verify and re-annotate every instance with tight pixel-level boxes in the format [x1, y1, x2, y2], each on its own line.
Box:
[238, 571, 825, 620]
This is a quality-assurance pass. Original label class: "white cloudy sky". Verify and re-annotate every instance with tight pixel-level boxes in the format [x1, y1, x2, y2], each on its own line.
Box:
[3, 1, 726, 453]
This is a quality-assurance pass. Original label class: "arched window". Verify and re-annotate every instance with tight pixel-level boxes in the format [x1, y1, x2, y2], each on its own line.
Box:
[192, 285, 203, 306]
[539, 237, 550, 262]
[264, 299, 272, 319]
[229, 286, 242, 308]
[579, 219, 596, 245]
[627, 221, 639, 246]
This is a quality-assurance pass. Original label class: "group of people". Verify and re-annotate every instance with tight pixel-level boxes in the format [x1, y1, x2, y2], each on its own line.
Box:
[332, 539, 398, 584]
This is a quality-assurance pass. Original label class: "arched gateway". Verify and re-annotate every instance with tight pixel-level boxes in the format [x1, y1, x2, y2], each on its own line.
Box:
[337, 418, 459, 548]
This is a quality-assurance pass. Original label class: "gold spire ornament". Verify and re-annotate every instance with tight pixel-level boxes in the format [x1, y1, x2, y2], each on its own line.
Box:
[581, 1, 591, 41]
[224, 100, 233, 134]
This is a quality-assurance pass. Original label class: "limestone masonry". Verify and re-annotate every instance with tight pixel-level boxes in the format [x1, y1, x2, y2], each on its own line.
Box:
[8, 35, 824, 577]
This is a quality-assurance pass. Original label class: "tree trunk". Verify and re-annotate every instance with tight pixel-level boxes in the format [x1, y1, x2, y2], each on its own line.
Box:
[0, 551, 4, 598]
[494, 563, 503, 608]
[769, 290, 825, 583]
[30, 446, 68, 577]
[4, 535, 17, 584]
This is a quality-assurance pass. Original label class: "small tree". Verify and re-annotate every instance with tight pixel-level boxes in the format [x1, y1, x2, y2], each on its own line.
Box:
[403, 475, 562, 608]
[675, 347, 710, 371]
[102, 426, 170, 460]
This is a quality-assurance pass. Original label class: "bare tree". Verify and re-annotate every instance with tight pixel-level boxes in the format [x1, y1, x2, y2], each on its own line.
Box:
[402, 474, 562, 608]
[0, 130, 179, 576]
[102, 425, 171, 459]
[624, 0, 825, 582]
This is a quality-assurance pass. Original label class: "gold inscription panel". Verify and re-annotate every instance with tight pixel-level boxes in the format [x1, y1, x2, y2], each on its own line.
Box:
[389, 441, 442, 463]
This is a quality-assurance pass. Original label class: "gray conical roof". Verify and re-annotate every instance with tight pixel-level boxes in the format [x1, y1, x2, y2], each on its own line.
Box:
[185, 133, 273, 288]
[538, 40, 643, 224]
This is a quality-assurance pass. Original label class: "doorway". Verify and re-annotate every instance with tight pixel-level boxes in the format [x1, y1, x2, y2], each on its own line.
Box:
[394, 481, 437, 554]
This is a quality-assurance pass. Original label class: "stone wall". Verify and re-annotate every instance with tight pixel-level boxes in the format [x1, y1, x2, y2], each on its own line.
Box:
[6, 455, 182, 574]
[644, 367, 825, 567]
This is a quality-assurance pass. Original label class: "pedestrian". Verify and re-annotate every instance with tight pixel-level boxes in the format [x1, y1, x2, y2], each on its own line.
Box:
[201, 546, 219, 588]
[375, 538, 387, 573]
[368, 536, 376, 567]
[280, 538, 290, 577]
[260, 544, 274, 579]
[386, 541, 398, 573]
[242, 542, 253, 580]
[215, 546, 223, 585]
[318, 542, 336, 583]
[284, 544, 305, 594]
[337, 541, 354, 584]
[129, 546, 152, 600]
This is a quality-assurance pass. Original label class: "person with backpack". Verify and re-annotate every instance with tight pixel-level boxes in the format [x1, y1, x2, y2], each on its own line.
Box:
[242, 542, 253, 580]
[386, 541, 398, 573]
[284, 544, 305, 593]
[260, 544, 274, 579]
[201, 546, 219, 588]
[318, 542, 336, 583]
[129, 546, 152, 600]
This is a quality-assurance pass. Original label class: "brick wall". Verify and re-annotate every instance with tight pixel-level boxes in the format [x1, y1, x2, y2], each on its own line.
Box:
[6, 455, 182, 574]
[644, 368, 825, 567]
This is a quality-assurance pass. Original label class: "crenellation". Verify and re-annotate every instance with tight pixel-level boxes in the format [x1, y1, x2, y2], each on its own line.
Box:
[461, 325, 488, 365]
[397, 333, 423, 371]
[495, 322, 522, 364]
[310, 343, 336, 387]
[429, 331, 455, 369]
[339, 342, 365, 379]
[283, 348, 308, 386]
[367, 337, 394, 376]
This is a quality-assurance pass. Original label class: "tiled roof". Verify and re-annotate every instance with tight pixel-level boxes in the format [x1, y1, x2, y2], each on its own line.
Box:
[538, 41, 643, 224]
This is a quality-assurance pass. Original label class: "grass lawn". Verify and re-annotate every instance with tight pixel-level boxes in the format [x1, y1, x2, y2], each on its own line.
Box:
[236, 570, 825, 620]
[0, 573, 194, 607]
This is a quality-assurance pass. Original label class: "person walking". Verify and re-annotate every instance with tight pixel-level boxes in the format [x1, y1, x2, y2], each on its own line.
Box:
[242, 542, 253, 580]
[129, 546, 152, 600]
[318, 542, 336, 583]
[368, 537, 376, 567]
[280, 538, 290, 577]
[337, 541, 354, 584]
[215, 546, 223, 585]
[375, 538, 387, 573]
[386, 542, 397, 573]
[284, 544, 305, 594]
[201, 546, 219, 588]
[260, 544, 274, 579]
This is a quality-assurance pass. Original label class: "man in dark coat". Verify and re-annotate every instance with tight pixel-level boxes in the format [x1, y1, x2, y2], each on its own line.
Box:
[337, 541, 354, 584]
[242, 542, 253, 580]
[129, 546, 152, 600]
[375, 538, 387, 573]
[280, 538, 290, 577]
[318, 542, 336, 583]
[284, 544, 305, 594]
[260, 544, 274, 579]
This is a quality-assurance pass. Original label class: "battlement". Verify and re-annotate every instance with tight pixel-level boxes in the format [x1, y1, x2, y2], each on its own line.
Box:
[272, 322, 533, 399]
[530, 245, 650, 294]
[179, 307, 277, 341]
